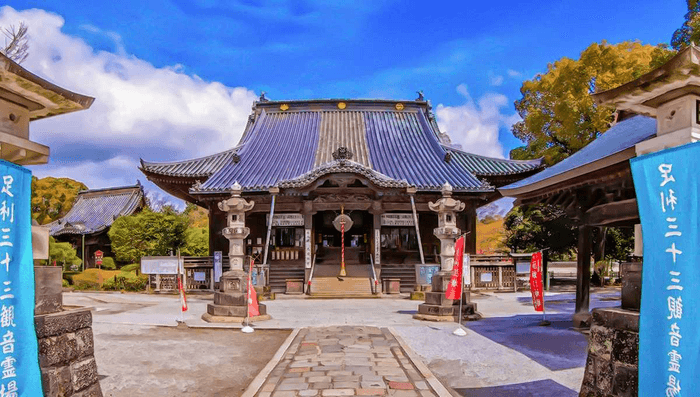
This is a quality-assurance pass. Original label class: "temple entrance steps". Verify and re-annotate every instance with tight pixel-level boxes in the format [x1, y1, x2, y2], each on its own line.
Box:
[380, 263, 417, 293]
[309, 276, 374, 298]
[268, 261, 305, 294]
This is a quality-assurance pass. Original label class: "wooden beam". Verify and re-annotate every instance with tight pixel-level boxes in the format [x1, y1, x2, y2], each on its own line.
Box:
[583, 199, 639, 227]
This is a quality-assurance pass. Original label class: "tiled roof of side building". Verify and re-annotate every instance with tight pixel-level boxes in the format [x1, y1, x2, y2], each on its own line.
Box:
[140, 148, 239, 178]
[47, 184, 145, 236]
[445, 148, 543, 176]
[499, 115, 657, 195]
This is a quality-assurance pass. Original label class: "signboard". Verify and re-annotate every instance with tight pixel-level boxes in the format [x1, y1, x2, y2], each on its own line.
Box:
[417, 265, 440, 285]
[140, 257, 184, 275]
[95, 250, 103, 266]
[193, 271, 206, 282]
[0, 160, 43, 396]
[381, 213, 415, 226]
[304, 229, 312, 269]
[529, 252, 544, 312]
[480, 272, 493, 282]
[463, 254, 471, 286]
[213, 251, 222, 282]
[631, 143, 700, 397]
[266, 213, 304, 227]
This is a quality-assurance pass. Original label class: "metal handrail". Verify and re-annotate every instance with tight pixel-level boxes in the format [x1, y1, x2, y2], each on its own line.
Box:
[369, 252, 378, 294]
[306, 245, 318, 294]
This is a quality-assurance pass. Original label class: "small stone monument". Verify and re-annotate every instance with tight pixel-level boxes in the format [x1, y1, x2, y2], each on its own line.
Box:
[414, 183, 479, 321]
[203, 183, 270, 322]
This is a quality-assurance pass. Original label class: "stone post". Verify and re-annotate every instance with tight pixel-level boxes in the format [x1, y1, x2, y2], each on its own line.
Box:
[203, 182, 270, 322]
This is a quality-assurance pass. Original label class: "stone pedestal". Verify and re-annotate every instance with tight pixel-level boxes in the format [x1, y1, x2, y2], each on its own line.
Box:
[413, 272, 480, 322]
[579, 308, 639, 397]
[203, 268, 270, 322]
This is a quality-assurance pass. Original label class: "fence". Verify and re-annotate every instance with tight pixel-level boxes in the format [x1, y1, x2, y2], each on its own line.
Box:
[469, 254, 519, 291]
[148, 256, 230, 292]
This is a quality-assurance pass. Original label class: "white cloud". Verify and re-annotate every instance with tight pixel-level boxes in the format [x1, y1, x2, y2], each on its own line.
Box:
[0, 6, 258, 206]
[507, 69, 521, 77]
[435, 84, 519, 159]
[489, 73, 504, 86]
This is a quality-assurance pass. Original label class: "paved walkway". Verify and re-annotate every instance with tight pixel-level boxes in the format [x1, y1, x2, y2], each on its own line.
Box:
[253, 326, 442, 397]
[64, 288, 623, 396]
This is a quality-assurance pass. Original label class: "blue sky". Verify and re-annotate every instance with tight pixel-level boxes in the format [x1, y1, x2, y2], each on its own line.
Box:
[0, 1, 687, 207]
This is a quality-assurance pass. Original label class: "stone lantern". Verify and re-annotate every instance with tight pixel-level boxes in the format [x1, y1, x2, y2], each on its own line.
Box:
[414, 182, 479, 322]
[428, 182, 465, 271]
[204, 182, 269, 322]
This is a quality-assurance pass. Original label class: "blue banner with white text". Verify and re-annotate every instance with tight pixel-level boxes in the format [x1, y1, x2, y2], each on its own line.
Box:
[631, 143, 700, 397]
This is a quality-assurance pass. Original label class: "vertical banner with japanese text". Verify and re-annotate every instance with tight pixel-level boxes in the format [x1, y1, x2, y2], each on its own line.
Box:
[631, 143, 700, 397]
[529, 252, 544, 312]
[0, 160, 42, 396]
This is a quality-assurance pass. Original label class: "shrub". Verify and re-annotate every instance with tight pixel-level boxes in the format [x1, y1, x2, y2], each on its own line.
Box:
[100, 257, 116, 270]
[71, 268, 120, 290]
[62, 279, 69, 288]
[120, 263, 140, 273]
[102, 271, 148, 291]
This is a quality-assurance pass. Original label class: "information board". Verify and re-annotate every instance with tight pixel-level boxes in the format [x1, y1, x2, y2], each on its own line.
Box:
[140, 257, 183, 275]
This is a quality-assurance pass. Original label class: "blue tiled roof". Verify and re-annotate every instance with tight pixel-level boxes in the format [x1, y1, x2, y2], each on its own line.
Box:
[500, 115, 656, 193]
[142, 99, 543, 194]
[48, 184, 144, 236]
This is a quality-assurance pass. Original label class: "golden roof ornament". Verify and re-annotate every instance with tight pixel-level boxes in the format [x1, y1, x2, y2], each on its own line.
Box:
[337, 102, 347, 109]
[395, 103, 404, 110]
[280, 103, 289, 111]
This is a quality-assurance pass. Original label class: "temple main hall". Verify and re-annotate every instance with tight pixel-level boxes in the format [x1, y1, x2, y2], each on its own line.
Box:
[140, 96, 541, 296]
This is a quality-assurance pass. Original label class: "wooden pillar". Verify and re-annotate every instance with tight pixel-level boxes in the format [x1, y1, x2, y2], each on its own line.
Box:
[574, 225, 592, 327]
[464, 206, 477, 255]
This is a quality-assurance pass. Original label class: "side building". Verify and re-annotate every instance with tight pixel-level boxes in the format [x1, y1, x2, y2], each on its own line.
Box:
[48, 183, 145, 268]
[140, 98, 542, 293]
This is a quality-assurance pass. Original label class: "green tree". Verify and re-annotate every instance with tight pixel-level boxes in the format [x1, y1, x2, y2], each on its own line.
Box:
[181, 227, 209, 256]
[108, 208, 189, 263]
[45, 236, 82, 271]
[672, 0, 700, 50]
[31, 177, 87, 224]
[511, 41, 673, 166]
[503, 205, 577, 258]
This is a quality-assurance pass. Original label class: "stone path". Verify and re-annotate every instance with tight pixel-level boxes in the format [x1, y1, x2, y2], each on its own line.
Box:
[255, 326, 441, 397]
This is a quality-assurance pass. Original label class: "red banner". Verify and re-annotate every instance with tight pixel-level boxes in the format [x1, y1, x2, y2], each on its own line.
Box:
[247, 259, 260, 317]
[445, 236, 465, 300]
[178, 275, 188, 312]
[529, 251, 544, 312]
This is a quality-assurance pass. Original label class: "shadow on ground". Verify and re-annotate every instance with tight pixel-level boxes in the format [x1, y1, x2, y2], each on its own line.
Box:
[465, 313, 587, 371]
[455, 379, 578, 397]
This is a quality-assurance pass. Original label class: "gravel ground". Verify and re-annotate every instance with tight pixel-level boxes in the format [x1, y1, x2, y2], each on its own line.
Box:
[94, 323, 290, 396]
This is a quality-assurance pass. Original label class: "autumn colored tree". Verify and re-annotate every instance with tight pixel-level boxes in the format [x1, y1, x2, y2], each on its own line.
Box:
[31, 177, 87, 224]
[510, 41, 673, 166]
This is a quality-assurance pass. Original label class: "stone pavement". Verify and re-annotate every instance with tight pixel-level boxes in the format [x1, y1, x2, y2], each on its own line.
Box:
[253, 326, 443, 397]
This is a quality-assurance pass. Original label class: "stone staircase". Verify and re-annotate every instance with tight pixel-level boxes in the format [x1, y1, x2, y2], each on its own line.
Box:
[309, 275, 374, 298]
[309, 247, 375, 298]
[268, 261, 305, 294]
[380, 263, 417, 293]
